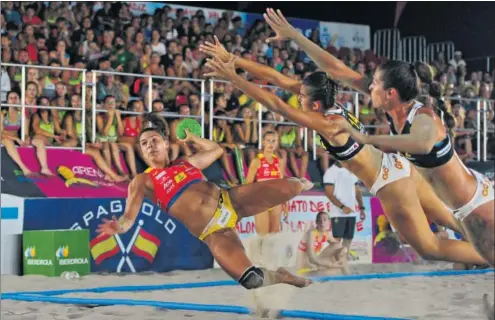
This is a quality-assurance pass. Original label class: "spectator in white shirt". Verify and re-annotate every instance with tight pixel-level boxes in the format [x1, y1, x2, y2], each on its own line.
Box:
[449, 51, 466, 71]
[323, 161, 366, 254]
[1, 67, 11, 102]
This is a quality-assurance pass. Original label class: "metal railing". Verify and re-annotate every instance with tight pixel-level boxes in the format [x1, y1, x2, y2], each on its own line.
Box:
[1, 63, 88, 153]
[1, 63, 493, 163]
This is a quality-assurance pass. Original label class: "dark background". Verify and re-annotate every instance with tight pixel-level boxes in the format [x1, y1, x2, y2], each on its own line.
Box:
[169, 1, 495, 61]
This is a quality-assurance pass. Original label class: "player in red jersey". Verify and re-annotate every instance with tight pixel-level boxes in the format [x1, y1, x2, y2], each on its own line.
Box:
[246, 130, 287, 235]
[97, 112, 313, 290]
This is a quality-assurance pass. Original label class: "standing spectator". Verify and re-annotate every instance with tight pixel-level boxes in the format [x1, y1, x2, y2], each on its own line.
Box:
[449, 51, 466, 72]
[323, 161, 366, 255]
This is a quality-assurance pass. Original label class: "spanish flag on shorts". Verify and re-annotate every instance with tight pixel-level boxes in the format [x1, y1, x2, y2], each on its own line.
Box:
[90, 234, 120, 265]
[131, 229, 161, 263]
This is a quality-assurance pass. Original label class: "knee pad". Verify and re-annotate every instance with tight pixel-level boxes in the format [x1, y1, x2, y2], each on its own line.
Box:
[238, 266, 264, 290]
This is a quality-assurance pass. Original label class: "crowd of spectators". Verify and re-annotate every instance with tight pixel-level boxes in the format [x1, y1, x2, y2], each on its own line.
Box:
[1, 2, 494, 184]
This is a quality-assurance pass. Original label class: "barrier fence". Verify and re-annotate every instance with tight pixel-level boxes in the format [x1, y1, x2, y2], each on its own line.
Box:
[1, 63, 493, 162]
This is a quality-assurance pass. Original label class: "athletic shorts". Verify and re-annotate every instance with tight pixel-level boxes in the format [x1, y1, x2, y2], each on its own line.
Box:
[453, 169, 494, 221]
[331, 217, 356, 240]
[198, 189, 239, 241]
[370, 153, 411, 196]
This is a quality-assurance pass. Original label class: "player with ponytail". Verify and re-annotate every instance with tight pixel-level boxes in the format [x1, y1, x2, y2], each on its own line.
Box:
[261, 3, 494, 268]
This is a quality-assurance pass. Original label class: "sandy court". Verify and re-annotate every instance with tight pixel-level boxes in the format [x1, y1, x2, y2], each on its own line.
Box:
[2, 263, 494, 320]
[2, 234, 494, 320]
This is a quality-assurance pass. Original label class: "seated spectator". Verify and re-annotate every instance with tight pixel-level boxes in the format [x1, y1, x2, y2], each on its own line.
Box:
[308, 129, 330, 174]
[96, 95, 130, 179]
[40, 60, 62, 99]
[151, 100, 180, 161]
[144, 52, 166, 78]
[129, 31, 145, 58]
[166, 54, 189, 77]
[169, 104, 195, 157]
[97, 74, 124, 107]
[452, 101, 475, 162]
[210, 110, 238, 185]
[31, 105, 72, 149]
[150, 29, 166, 56]
[232, 106, 259, 164]
[26, 67, 43, 95]
[140, 44, 153, 71]
[60, 93, 82, 148]
[61, 87, 125, 181]
[296, 212, 348, 276]
[1, 91, 52, 176]
[278, 124, 308, 179]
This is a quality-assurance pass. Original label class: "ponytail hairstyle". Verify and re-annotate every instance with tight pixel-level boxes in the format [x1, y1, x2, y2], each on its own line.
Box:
[301, 71, 339, 110]
[140, 111, 169, 139]
[415, 62, 456, 139]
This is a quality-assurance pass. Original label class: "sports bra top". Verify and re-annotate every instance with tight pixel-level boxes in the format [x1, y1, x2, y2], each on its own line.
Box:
[255, 153, 281, 181]
[318, 104, 367, 161]
[3, 111, 21, 132]
[385, 101, 454, 168]
[145, 159, 205, 212]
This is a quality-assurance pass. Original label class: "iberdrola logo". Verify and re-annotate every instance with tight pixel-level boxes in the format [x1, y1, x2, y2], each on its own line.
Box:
[24, 246, 36, 258]
[56, 246, 69, 259]
[24, 246, 52, 266]
[55, 245, 89, 266]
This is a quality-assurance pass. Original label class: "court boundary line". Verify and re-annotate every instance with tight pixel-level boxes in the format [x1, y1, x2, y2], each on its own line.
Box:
[4, 268, 492, 296]
[1, 293, 410, 320]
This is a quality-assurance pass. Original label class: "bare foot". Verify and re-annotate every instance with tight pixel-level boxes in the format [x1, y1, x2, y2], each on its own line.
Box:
[276, 267, 312, 288]
[104, 174, 115, 182]
[40, 168, 54, 176]
[299, 178, 314, 191]
[21, 167, 34, 177]
[113, 175, 128, 183]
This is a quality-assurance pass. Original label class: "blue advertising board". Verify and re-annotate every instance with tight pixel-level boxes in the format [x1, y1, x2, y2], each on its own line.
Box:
[24, 198, 213, 273]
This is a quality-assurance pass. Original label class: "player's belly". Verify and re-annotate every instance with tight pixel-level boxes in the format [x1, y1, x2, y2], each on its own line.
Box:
[340, 145, 383, 190]
[168, 181, 221, 237]
[416, 158, 477, 209]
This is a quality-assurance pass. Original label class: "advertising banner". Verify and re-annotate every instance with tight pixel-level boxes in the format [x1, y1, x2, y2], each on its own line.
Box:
[23, 198, 213, 273]
[319, 21, 371, 50]
[371, 197, 417, 263]
[23, 229, 90, 277]
[17, 147, 128, 198]
[1, 194, 24, 236]
[216, 193, 373, 268]
[1, 148, 45, 198]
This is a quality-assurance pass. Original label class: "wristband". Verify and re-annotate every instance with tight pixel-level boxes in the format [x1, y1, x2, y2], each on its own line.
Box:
[359, 206, 365, 210]
[340, 205, 345, 210]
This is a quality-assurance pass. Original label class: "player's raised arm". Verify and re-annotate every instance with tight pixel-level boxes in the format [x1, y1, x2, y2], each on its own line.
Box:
[263, 8, 370, 94]
[200, 36, 301, 95]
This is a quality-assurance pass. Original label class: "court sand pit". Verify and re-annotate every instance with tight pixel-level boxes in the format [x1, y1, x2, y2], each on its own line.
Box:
[2, 263, 493, 320]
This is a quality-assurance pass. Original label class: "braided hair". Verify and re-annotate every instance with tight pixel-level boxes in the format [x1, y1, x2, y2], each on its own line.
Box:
[414, 62, 456, 139]
[302, 71, 339, 110]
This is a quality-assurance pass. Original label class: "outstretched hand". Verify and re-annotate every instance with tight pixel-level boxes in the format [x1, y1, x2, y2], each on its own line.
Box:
[204, 56, 237, 81]
[96, 215, 121, 236]
[263, 8, 298, 43]
[199, 35, 231, 63]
